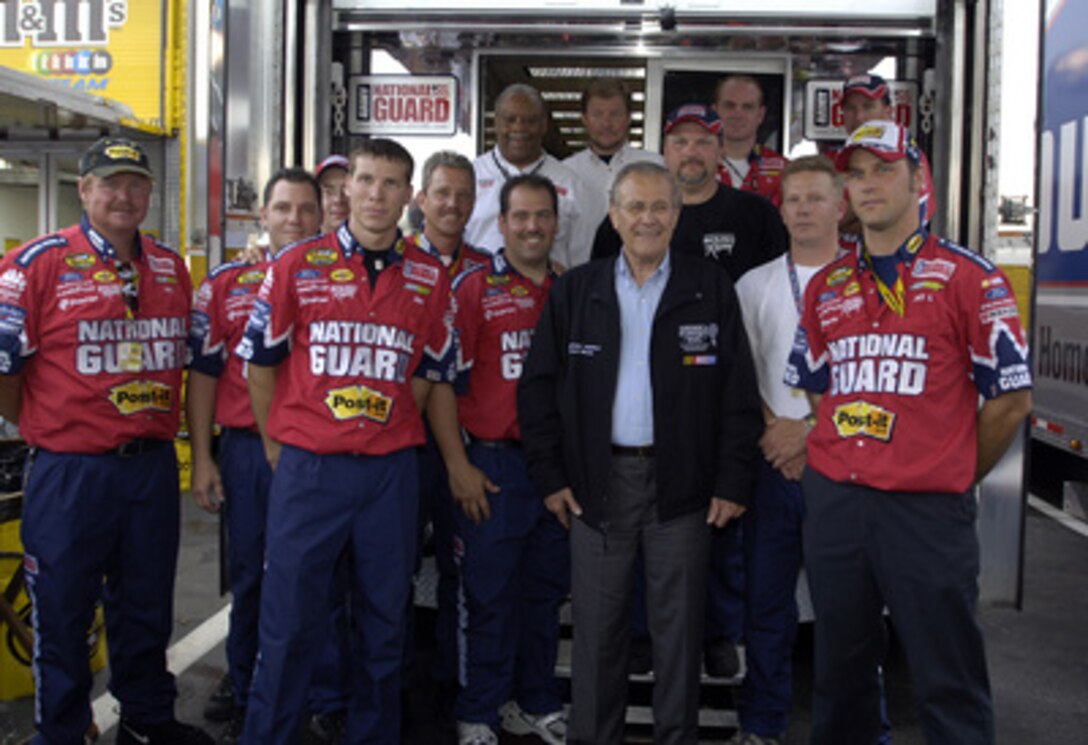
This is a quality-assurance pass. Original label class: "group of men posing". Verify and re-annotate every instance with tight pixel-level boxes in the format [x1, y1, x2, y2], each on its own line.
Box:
[0, 70, 1032, 745]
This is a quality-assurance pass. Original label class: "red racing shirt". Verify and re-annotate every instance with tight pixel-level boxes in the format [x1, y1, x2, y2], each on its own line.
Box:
[189, 257, 271, 430]
[236, 225, 456, 455]
[452, 251, 554, 441]
[785, 230, 1032, 493]
[718, 144, 787, 207]
[0, 218, 191, 452]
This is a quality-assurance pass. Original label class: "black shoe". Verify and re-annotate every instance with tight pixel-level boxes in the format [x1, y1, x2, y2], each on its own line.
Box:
[117, 719, 214, 745]
[629, 636, 653, 676]
[218, 708, 246, 745]
[307, 710, 346, 745]
[704, 638, 741, 679]
[203, 675, 236, 723]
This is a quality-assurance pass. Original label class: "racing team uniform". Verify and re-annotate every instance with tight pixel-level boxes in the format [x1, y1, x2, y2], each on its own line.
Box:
[718, 144, 788, 207]
[562, 144, 663, 260]
[401, 231, 491, 688]
[236, 225, 456, 745]
[786, 228, 1032, 744]
[464, 148, 590, 269]
[450, 251, 569, 731]
[0, 218, 190, 743]
[188, 258, 348, 717]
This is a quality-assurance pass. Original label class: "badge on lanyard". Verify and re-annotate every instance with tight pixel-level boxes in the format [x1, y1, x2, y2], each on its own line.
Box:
[119, 342, 144, 372]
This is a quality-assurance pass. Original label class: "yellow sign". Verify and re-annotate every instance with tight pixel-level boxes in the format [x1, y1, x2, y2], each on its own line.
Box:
[324, 385, 393, 424]
[833, 401, 896, 442]
[0, 1, 167, 133]
[108, 379, 173, 415]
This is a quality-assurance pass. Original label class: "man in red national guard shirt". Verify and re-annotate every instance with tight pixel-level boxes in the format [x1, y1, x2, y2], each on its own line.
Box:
[235, 139, 456, 745]
[0, 138, 210, 745]
[713, 74, 788, 207]
[403, 150, 491, 713]
[188, 168, 351, 740]
[429, 174, 569, 745]
[786, 122, 1033, 745]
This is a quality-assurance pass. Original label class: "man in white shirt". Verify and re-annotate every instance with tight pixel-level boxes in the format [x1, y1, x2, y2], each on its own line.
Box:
[465, 84, 587, 268]
[563, 78, 662, 262]
[730, 155, 845, 745]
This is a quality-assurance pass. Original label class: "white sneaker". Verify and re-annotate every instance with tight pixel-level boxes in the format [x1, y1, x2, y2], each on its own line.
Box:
[499, 700, 567, 745]
[456, 721, 498, 745]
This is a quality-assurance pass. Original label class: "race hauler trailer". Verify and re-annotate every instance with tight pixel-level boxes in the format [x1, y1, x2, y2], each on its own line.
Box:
[1031, 0, 1088, 513]
[201, 0, 1027, 604]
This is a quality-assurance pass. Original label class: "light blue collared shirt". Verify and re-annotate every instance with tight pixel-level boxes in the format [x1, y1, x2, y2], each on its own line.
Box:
[612, 251, 671, 446]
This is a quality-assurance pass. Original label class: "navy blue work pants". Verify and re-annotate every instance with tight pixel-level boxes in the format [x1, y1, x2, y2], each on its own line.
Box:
[241, 445, 418, 745]
[219, 429, 348, 713]
[454, 443, 569, 726]
[802, 468, 994, 745]
[738, 459, 805, 737]
[22, 444, 180, 745]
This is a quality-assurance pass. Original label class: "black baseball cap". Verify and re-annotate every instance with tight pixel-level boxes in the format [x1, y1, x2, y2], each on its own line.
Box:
[79, 137, 153, 179]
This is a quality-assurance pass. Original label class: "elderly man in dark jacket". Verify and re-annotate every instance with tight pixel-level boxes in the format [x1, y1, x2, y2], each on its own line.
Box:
[518, 161, 763, 745]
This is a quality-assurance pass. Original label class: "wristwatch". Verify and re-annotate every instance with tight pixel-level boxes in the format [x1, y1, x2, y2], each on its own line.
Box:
[803, 413, 817, 432]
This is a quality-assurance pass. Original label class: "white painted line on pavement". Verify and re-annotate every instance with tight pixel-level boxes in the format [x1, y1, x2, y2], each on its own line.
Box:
[1029, 495, 1088, 539]
[91, 602, 232, 735]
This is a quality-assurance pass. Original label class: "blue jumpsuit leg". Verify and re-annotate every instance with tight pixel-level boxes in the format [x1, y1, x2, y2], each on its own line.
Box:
[738, 459, 804, 737]
[219, 429, 273, 706]
[512, 455, 569, 716]
[411, 430, 459, 684]
[102, 444, 181, 722]
[802, 468, 889, 745]
[454, 444, 527, 727]
[241, 446, 355, 745]
[22, 450, 120, 745]
[706, 520, 745, 644]
[307, 554, 352, 716]
[344, 448, 418, 744]
[872, 489, 994, 745]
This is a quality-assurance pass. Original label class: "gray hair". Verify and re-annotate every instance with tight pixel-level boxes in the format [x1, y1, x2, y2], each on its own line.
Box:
[494, 83, 546, 116]
[421, 150, 475, 193]
[609, 161, 682, 209]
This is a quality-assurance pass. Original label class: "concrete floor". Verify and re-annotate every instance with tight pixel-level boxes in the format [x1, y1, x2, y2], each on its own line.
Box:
[2, 497, 1086, 744]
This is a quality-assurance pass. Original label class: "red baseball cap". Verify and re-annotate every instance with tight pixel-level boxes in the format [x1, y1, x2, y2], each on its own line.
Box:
[664, 104, 722, 136]
[843, 73, 890, 103]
